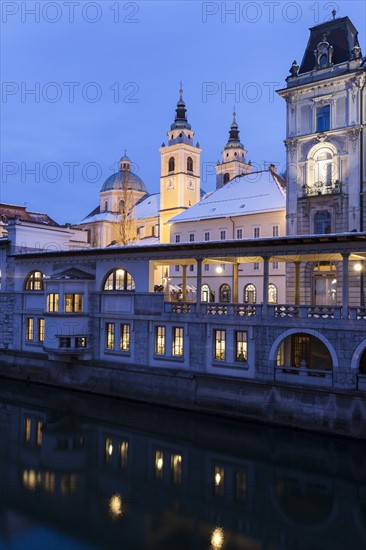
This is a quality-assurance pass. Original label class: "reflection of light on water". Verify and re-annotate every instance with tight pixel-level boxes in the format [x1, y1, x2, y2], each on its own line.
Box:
[156, 457, 163, 470]
[214, 473, 221, 486]
[22, 469, 37, 490]
[211, 527, 224, 549]
[108, 443, 113, 456]
[109, 494, 123, 518]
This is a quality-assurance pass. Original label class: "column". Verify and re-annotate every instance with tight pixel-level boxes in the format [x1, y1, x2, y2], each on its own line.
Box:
[233, 263, 239, 303]
[262, 256, 269, 317]
[196, 258, 202, 313]
[342, 253, 349, 319]
[294, 261, 300, 305]
[182, 265, 187, 302]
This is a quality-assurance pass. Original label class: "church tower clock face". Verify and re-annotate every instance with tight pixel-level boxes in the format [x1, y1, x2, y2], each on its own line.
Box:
[187, 179, 194, 190]
[167, 179, 174, 190]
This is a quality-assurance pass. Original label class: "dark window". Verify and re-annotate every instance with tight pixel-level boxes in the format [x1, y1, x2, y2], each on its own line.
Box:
[316, 105, 330, 132]
[168, 157, 175, 172]
[187, 157, 193, 172]
[219, 284, 231, 303]
[314, 211, 331, 234]
[223, 173, 230, 184]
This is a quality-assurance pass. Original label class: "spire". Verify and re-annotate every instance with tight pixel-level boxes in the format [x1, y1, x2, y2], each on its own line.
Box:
[224, 111, 244, 150]
[170, 84, 191, 130]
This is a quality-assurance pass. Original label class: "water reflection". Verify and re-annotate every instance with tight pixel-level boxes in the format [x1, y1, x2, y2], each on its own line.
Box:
[0, 379, 365, 549]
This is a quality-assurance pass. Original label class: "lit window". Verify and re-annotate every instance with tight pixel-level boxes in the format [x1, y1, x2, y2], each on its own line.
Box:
[120, 324, 130, 351]
[204, 232, 210, 241]
[316, 105, 330, 132]
[214, 465, 224, 496]
[201, 284, 210, 302]
[171, 454, 182, 485]
[219, 284, 231, 303]
[155, 450, 164, 479]
[24, 418, 31, 442]
[119, 441, 128, 469]
[155, 326, 165, 355]
[253, 227, 260, 238]
[47, 293, 59, 312]
[38, 318, 45, 342]
[272, 225, 279, 237]
[268, 283, 278, 304]
[64, 294, 82, 313]
[214, 330, 225, 361]
[172, 327, 184, 356]
[36, 421, 42, 446]
[314, 149, 333, 185]
[26, 318, 34, 341]
[103, 269, 135, 291]
[236, 331, 247, 362]
[175, 234, 181, 243]
[25, 271, 44, 291]
[105, 438, 113, 464]
[220, 230, 226, 240]
[189, 233, 195, 242]
[236, 228, 243, 239]
[244, 284, 256, 304]
[75, 337, 87, 348]
[253, 262, 260, 270]
[105, 323, 115, 350]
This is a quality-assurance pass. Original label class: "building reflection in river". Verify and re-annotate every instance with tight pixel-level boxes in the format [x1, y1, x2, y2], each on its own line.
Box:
[0, 379, 365, 549]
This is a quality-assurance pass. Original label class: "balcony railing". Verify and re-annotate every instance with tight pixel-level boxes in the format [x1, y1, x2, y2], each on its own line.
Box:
[302, 180, 342, 197]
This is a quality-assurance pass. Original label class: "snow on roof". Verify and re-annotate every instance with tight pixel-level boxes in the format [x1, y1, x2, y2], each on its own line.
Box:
[168, 170, 286, 224]
[133, 193, 160, 220]
[79, 211, 119, 224]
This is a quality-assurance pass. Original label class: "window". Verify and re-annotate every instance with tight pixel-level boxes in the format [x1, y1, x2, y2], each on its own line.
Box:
[103, 269, 135, 291]
[120, 324, 130, 351]
[47, 293, 59, 312]
[25, 271, 45, 291]
[59, 337, 71, 348]
[314, 149, 333, 185]
[316, 105, 330, 132]
[38, 318, 45, 342]
[204, 264, 210, 272]
[189, 264, 194, 272]
[253, 262, 260, 270]
[268, 283, 278, 304]
[201, 284, 210, 302]
[244, 284, 256, 304]
[214, 330, 226, 361]
[155, 326, 165, 355]
[189, 233, 195, 242]
[64, 294, 82, 313]
[175, 265, 180, 272]
[187, 157, 193, 172]
[236, 331, 247, 362]
[104, 201, 108, 212]
[236, 228, 243, 239]
[120, 441, 128, 469]
[26, 318, 34, 341]
[219, 284, 231, 303]
[105, 323, 115, 350]
[75, 337, 87, 348]
[175, 234, 181, 243]
[272, 225, 279, 237]
[314, 211, 331, 234]
[223, 173, 230, 184]
[168, 157, 175, 172]
[272, 262, 279, 270]
[220, 230, 226, 241]
[204, 232, 210, 241]
[172, 327, 184, 356]
[253, 227, 260, 238]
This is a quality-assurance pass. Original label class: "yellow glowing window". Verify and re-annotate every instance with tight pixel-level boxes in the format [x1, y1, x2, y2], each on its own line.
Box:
[120, 324, 130, 351]
[26, 318, 34, 341]
[119, 441, 128, 469]
[214, 330, 225, 361]
[25, 271, 44, 291]
[155, 326, 165, 355]
[172, 327, 183, 357]
[235, 331, 247, 362]
[105, 323, 115, 350]
[38, 318, 45, 342]
[47, 293, 59, 312]
[214, 465, 224, 496]
[171, 454, 182, 485]
[155, 450, 164, 479]
[64, 293, 82, 313]
[24, 418, 31, 442]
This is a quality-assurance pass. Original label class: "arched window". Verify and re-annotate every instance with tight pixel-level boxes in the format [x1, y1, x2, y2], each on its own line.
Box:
[103, 268, 135, 291]
[314, 149, 332, 185]
[201, 284, 210, 302]
[219, 284, 231, 303]
[187, 157, 193, 172]
[119, 200, 125, 213]
[268, 283, 277, 304]
[244, 284, 256, 304]
[223, 173, 230, 184]
[314, 211, 331, 234]
[168, 157, 175, 172]
[104, 201, 108, 212]
[25, 271, 45, 291]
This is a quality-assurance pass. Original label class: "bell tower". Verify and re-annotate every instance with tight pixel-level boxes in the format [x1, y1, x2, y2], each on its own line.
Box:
[159, 87, 201, 243]
[216, 111, 252, 189]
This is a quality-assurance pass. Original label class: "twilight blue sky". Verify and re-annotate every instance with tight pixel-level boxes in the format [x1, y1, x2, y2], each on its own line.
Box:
[1, 0, 365, 224]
